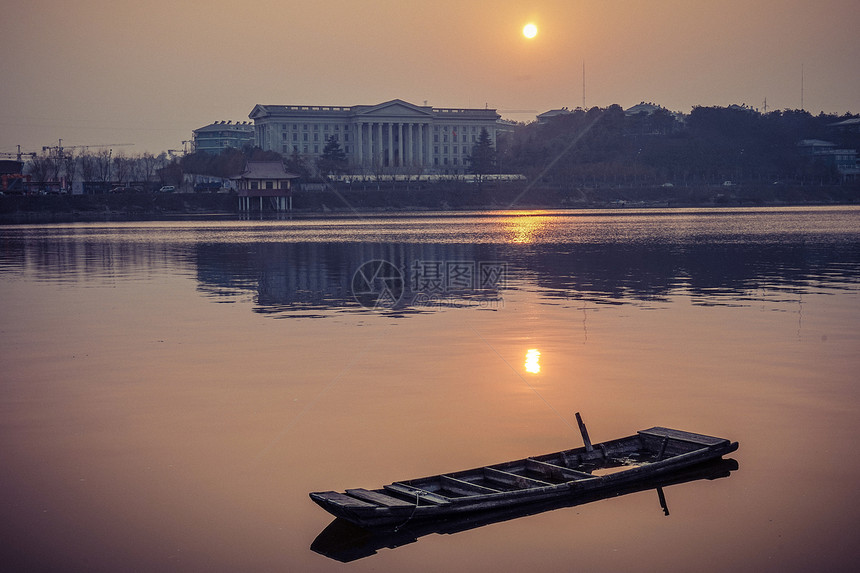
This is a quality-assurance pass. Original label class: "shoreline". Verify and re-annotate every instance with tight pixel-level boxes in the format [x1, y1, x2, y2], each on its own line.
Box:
[1, 183, 858, 223]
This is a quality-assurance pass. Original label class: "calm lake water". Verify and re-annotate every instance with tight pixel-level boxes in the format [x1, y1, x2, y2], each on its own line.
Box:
[1, 207, 859, 572]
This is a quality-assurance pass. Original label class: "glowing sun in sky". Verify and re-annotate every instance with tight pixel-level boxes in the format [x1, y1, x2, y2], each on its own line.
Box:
[522, 23, 538, 39]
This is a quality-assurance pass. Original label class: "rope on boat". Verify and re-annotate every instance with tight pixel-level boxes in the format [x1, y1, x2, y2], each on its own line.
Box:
[393, 490, 422, 532]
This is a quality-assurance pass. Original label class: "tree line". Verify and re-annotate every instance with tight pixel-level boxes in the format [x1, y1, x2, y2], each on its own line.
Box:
[498, 105, 859, 187]
[20, 105, 859, 193]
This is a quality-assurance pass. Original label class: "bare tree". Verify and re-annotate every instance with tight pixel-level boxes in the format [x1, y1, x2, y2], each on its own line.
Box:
[94, 149, 112, 183]
[112, 154, 132, 185]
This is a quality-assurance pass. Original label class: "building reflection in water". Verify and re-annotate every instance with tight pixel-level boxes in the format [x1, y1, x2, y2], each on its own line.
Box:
[2, 231, 858, 318]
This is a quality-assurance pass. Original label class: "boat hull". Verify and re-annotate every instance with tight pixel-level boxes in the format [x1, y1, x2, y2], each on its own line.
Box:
[309, 427, 739, 529]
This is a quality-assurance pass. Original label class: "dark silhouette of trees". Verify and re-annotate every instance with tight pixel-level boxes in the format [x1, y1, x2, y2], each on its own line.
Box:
[468, 128, 496, 185]
[507, 105, 857, 187]
[317, 136, 348, 178]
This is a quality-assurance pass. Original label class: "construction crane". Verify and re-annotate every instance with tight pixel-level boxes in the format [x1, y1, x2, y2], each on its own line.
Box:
[0, 146, 38, 162]
[41, 139, 134, 157]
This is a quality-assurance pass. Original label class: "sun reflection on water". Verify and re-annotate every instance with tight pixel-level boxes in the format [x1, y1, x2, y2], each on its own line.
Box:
[525, 348, 541, 373]
[504, 214, 551, 244]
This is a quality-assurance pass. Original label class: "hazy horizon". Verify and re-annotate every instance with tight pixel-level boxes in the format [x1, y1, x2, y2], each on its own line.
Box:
[2, 0, 858, 155]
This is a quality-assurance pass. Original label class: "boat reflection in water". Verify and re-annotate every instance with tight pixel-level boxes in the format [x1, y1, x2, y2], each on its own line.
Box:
[310, 458, 739, 563]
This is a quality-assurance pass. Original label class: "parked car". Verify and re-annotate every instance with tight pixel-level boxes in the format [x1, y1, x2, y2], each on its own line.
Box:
[159, 185, 176, 193]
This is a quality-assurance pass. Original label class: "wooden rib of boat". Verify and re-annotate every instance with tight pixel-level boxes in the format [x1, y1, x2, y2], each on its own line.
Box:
[309, 423, 739, 529]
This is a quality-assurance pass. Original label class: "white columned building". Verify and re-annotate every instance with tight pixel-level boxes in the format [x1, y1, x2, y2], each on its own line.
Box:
[249, 99, 502, 175]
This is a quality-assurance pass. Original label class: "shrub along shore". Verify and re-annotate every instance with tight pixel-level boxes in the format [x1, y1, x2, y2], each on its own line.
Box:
[1, 183, 857, 223]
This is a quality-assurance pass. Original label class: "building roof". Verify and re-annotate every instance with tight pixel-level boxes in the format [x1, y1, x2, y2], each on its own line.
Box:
[797, 139, 836, 148]
[625, 102, 664, 116]
[829, 117, 860, 128]
[536, 108, 572, 121]
[194, 121, 254, 134]
[249, 99, 500, 121]
[233, 161, 299, 180]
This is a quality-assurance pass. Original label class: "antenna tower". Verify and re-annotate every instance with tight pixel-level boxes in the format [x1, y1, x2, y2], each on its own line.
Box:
[582, 60, 586, 109]
[801, 64, 804, 111]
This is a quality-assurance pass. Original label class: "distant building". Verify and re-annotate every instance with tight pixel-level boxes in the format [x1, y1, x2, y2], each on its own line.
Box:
[828, 117, 860, 134]
[798, 139, 859, 181]
[231, 161, 300, 212]
[536, 108, 573, 123]
[192, 121, 254, 155]
[624, 102, 665, 117]
[249, 99, 502, 174]
[0, 160, 27, 193]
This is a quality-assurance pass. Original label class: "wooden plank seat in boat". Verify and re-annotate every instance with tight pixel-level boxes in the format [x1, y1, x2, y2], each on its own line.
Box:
[345, 488, 417, 508]
[483, 466, 553, 488]
[440, 475, 501, 496]
[526, 458, 597, 481]
[384, 483, 451, 505]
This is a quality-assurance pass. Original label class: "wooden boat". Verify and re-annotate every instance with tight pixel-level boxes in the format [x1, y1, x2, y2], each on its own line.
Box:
[312, 457, 739, 562]
[309, 419, 739, 529]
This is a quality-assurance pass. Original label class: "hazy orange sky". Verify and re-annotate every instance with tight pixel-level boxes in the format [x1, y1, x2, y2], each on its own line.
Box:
[1, 0, 858, 154]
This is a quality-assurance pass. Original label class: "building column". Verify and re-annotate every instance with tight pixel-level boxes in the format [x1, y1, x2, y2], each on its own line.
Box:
[367, 122, 374, 167]
[425, 123, 433, 168]
[376, 122, 383, 167]
[406, 123, 413, 166]
[385, 122, 392, 167]
[397, 123, 406, 167]
[417, 123, 424, 167]
[356, 122, 363, 166]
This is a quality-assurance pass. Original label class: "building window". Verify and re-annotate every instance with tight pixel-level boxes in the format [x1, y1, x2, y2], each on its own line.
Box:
[293, 133, 297, 141]
[293, 145, 299, 153]
[266, 181, 274, 189]
[303, 133, 308, 141]
[345, 145, 350, 153]
[314, 133, 319, 141]
[303, 124, 308, 130]
[251, 181, 259, 190]
[314, 124, 319, 131]
[334, 125, 340, 131]
[344, 133, 350, 141]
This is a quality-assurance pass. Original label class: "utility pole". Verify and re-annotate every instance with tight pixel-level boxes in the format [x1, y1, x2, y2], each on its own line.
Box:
[582, 60, 586, 110]
[801, 64, 804, 111]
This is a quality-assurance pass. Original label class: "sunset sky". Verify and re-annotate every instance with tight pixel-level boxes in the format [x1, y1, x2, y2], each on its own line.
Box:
[1, 0, 857, 154]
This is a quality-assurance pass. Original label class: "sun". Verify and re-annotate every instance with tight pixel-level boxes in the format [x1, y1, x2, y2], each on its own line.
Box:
[523, 23, 538, 39]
